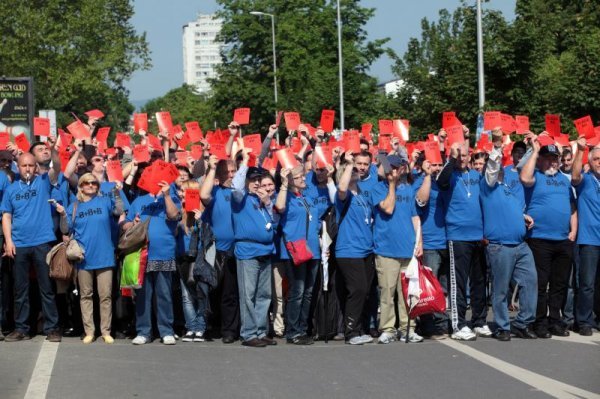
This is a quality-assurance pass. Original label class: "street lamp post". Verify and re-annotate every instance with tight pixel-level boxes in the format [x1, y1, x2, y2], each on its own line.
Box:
[250, 11, 278, 124]
[336, 0, 345, 131]
[476, 0, 485, 110]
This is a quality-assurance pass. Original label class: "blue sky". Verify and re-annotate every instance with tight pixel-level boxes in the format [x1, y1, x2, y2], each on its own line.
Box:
[126, 0, 515, 102]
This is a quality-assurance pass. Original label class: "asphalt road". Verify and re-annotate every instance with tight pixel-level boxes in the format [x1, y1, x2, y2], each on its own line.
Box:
[1, 331, 599, 399]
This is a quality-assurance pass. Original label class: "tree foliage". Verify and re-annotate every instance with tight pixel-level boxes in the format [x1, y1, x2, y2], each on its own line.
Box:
[386, 0, 600, 138]
[209, 0, 389, 133]
[0, 0, 151, 129]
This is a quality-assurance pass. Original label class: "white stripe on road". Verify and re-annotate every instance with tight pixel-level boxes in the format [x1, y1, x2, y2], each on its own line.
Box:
[24, 340, 59, 399]
[550, 334, 600, 346]
[441, 339, 600, 399]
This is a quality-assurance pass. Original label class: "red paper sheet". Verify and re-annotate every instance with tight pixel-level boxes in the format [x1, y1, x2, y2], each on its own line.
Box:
[67, 120, 91, 140]
[184, 189, 201, 212]
[115, 133, 131, 149]
[574, 116, 595, 139]
[233, 108, 251, 125]
[106, 160, 124, 182]
[515, 116, 530, 134]
[15, 133, 31, 152]
[185, 122, 203, 142]
[424, 141, 442, 164]
[276, 148, 299, 169]
[133, 145, 150, 163]
[545, 114, 561, 137]
[133, 113, 148, 133]
[320, 110, 335, 133]
[378, 120, 393, 135]
[156, 111, 173, 134]
[284, 112, 301, 131]
[33, 117, 50, 137]
[484, 111, 501, 131]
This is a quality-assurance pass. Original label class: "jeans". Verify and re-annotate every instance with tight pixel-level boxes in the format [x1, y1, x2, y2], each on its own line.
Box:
[135, 271, 174, 339]
[285, 259, 318, 339]
[180, 280, 207, 333]
[527, 238, 573, 331]
[486, 242, 537, 331]
[13, 243, 59, 334]
[576, 245, 600, 328]
[448, 241, 487, 332]
[419, 249, 449, 334]
[337, 255, 375, 339]
[237, 257, 272, 341]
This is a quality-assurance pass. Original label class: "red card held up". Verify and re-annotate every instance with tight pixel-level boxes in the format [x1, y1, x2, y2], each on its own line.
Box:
[378, 120, 393, 135]
[545, 114, 561, 137]
[209, 142, 228, 160]
[133, 113, 148, 133]
[233, 108, 251, 125]
[537, 134, 555, 147]
[15, 133, 31, 152]
[34, 117, 50, 137]
[284, 112, 301, 131]
[175, 132, 191, 150]
[515, 116, 530, 134]
[290, 137, 303, 154]
[67, 120, 91, 140]
[500, 114, 516, 134]
[191, 145, 203, 161]
[320, 110, 335, 133]
[484, 111, 501, 131]
[446, 124, 465, 146]
[346, 133, 361, 154]
[574, 116, 595, 139]
[442, 112, 461, 129]
[115, 132, 131, 149]
[392, 119, 409, 142]
[276, 148, 299, 169]
[85, 109, 104, 119]
[379, 134, 392, 152]
[0, 132, 10, 150]
[146, 134, 163, 152]
[261, 156, 276, 171]
[275, 111, 283, 127]
[555, 134, 570, 147]
[314, 145, 333, 168]
[184, 189, 201, 212]
[95, 127, 110, 143]
[175, 151, 188, 166]
[361, 123, 373, 141]
[151, 160, 179, 185]
[243, 134, 262, 155]
[155, 111, 173, 134]
[185, 122, 203, 142]
[424, 141, 442, 164]
[59, 151, 71, 172]
[137, 167, 161, 195]
[106, 160, 124, 182]
[133, 145, 150, 163]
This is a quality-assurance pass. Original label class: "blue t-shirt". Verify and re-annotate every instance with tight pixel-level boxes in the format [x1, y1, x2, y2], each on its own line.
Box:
[416, 176, 447, 250]
[100, 181, 130, 245]
[67, 196, 116, 270]
[441, 170, 483, 241]
[524, 171, 573, 240]
[278, 192, 323, 260]
[503, 165, 525, 205]
[0, 174, 56, 247]
[357, 169, 379, 203]
[126, 194, 181, 261]
[480, 179, 526, 245]
[304, 171, 332, 219]
[575, 173, 600, 245]
[232, 193, 275, 260]
[334, 191, 373, 258]
[372, 181, 417, 258]
[203, 186, 234, 252]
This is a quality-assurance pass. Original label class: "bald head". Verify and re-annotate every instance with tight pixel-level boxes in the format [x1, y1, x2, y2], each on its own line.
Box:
[18, 153, 37, 181]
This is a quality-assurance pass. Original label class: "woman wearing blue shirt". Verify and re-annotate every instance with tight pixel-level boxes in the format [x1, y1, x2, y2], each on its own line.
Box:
[57, 173, 124, 344]
[335, 151, 375, 345]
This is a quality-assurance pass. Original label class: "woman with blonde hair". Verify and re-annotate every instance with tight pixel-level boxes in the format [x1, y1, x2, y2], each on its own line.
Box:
[56, 173, 124, 344]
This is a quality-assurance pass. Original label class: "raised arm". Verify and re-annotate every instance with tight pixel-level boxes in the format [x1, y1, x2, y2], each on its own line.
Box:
[200, 155, 218, 206]
[337, 151, 354, 202]
[520, 134, 539, 188]
[571, 137, 586, 186]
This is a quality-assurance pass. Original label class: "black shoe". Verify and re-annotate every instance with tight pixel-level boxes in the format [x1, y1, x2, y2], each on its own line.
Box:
[62, 327, 82, 338]
[287, 335, 314, 345]
[260, 336, 278, 346]
[548, 325, 569, 337]
[242, 338, 267, 347]
[511, 325, 537, 339]
[579, 326, 593, 336]
[493, 330, 511, 341]
[4, 330, 31, 342]
[534, 328, 552, 339]
[222, 336, 236, 344]
[369, 328, 381, 338]
[46, 330, 62, 343]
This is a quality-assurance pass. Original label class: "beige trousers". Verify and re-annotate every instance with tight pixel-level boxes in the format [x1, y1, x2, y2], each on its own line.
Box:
[271, 262, 286, 335]
[375, 256, 412, 335]
[77, 268, 113, 337]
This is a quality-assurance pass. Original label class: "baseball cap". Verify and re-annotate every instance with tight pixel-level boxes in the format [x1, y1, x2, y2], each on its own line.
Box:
[539, 144, 560, 157]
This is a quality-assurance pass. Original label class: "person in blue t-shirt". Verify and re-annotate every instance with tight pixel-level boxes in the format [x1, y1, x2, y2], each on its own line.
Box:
[123, 174, 181, 346]
[571, 138, 600, 336]
[231, 155, 277, 348]
[2, 151, 62, 342]
[372, 154, 424, 344]
[56, 173, 124, 344]
[335, 151, 375, 345]
[437, 141, 489, 341]
[521, 139, 577, 338]
[481, 140, 538, 342]
[200, 155, 240, 343]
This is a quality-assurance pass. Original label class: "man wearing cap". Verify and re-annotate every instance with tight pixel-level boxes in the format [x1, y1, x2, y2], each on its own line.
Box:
[571, 138, 600, 336]
[230, 149, 277, 348]
[520, 138, 577, 338]
[502, 141, 528, 203]
[1, 146, 62, 342]
[200, 155, 241, 343]
[481, 136, 538, 341]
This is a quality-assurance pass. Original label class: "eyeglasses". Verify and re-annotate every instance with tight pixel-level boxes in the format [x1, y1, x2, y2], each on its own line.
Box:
[81, 181, 99, 187]
[228, 125, 239, 130]
[293, 175, 305, 180]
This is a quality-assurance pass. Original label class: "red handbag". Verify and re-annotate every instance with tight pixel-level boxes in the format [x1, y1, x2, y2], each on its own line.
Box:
[401, 259, 447, 318]
[285, 239, 313, 266]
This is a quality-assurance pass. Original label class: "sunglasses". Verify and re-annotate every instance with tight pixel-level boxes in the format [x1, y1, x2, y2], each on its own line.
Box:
[228, 125, 239, 130]
[81, 181, 99, 187]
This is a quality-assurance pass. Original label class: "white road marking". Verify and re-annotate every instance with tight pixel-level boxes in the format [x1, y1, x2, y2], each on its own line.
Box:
[24, 340, 59, 399]
[550, 334, 600, 346]
[441, 339, 600, 399]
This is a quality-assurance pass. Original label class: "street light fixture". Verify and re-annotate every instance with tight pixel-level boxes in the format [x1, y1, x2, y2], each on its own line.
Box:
[336, 0, 345, 131]
[249, 11, 278, 124]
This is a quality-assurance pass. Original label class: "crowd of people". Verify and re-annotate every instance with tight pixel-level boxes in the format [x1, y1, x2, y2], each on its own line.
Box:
[0, 112, 598, 348]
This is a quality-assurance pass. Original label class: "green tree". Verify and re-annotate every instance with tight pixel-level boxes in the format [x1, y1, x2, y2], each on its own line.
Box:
[0, 0, 151, 129]
[210, 0, 389, 133]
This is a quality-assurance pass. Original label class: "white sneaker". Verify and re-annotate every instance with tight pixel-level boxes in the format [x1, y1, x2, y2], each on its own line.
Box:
[162, 335, 176, 345]
[474, 325, 493, 337]
[132, 335, 148, 345]
[193, 332, 205, 342]
[182, 331, 195, 342]
[451, 326, 477, 341]
[346, 336, 364, 345]
[358, 334, 374, 344]
[407, 332, 424, 343]
[378, 332, 396, 344]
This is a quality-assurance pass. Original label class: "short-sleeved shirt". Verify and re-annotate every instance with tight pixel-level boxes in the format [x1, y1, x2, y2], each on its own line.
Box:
[575, 173, 600, 245]
[372, 181, 418, 258]
[202, 186, 235, 252]
[334, 191, 373, 258]
[0, 174, 56, 247]
[440, 169, 483, 241]
[480, 179, 526, 245]
[278, 192, 323, 260]
[416, 176, 447, 250]
[126, 194, 181, 261]
[67, 196, 116, 270]
[232, 193, 275, 260]
[503, 165, 525, 205]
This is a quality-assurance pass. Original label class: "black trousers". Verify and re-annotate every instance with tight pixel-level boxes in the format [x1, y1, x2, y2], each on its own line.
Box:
[527, 238, 573, 330]
[448, 241, 487, 332]
[210, 250, 240, 338]
[336, 255, 375, 340]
